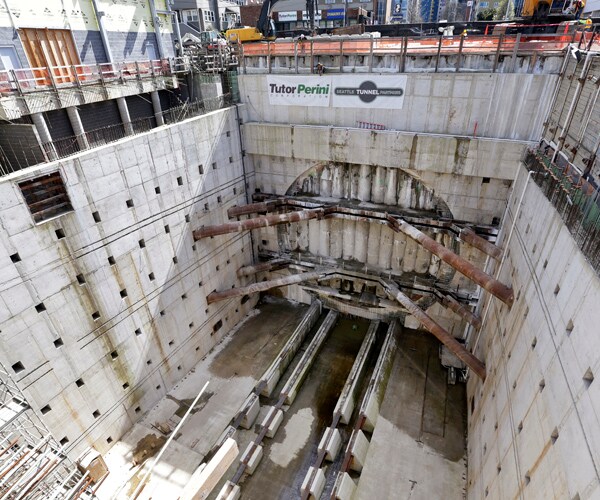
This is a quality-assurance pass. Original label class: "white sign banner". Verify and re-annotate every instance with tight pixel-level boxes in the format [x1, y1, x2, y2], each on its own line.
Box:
[302, 10, 322, 20]
[266, 76, 331, 107]
[266, 75, 407, 109]
[277, 11, 298, 21]
[331, 75, 407, 109]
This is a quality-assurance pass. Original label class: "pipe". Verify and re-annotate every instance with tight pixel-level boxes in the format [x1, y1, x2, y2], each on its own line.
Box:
[148, 0, 166, 59]
[387, 216, 514, 306]
[207, 271, 327, 304]
[237, 259, 289, 277]
[384, 282, 486, 380]
[131, 381, 209, 499]
[91, 0, 114, 63]
[227, 199, 285, 218]
[31, 113, 58, 161]
[66, 107, 90, 151]
[194, 208, 325, 240]
[440, 294, 482, 330]
[116, 97, 134, 136]
[458, 226, 503, 261]
[552, 51, 594, 164]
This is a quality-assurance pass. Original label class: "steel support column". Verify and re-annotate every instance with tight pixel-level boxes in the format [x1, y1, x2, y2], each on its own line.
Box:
[207, 271, 329, 303]
[236, 259, 289, 277]
[458, 226, 503, 261]
[385, 282, 486, 380]
[387, 216, 513, 306]
[194, 208, 325, 240]
[440, 294, 482, 330]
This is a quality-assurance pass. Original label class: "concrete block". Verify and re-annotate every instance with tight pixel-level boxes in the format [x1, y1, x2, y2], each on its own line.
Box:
[318, 427, 342, 462]
[349, 430, 370, 473]
[215, 481, 241, 500]
[362, 395, 380, 433]
[240, 442, 263, 475]
[334, 473, 357, 500]
[261, 370, 280, 397]
[262, 406, 284, 438]
[214, 426, 237, 451]
[300, 467, 326, 500]
[180, 438, 238, 500]
[238, 394, 260, 430]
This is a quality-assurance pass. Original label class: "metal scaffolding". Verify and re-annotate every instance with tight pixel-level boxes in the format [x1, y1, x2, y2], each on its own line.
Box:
[0, 363, 96, 499]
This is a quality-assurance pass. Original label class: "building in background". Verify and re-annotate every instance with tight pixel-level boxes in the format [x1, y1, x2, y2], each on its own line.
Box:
[174, 0, 241, 35]
[0, 0, 177, 68]
[584, 0, 600, 16]
[0, 0, 187, 176]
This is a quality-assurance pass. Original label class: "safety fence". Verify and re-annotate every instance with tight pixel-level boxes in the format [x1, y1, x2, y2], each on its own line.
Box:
[523, 149, 600, 274]
[239, 31, 600, 73]
[0, 58, 189, 95]
[0, 94, 233, 177]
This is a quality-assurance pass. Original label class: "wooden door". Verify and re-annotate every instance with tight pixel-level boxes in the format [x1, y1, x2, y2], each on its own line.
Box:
[19, 28, 81, 86]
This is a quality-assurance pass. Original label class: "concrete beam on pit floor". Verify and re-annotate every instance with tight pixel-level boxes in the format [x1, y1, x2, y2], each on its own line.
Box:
[334, 321, 379, 424]
[358, 321, 398, 433]
[180, 438, 238, 500]
[280, 310, 339, 405]
[258, 300, 322, 396]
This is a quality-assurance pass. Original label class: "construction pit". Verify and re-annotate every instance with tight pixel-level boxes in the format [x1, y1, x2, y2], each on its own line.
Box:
[1, 33, 600, 500]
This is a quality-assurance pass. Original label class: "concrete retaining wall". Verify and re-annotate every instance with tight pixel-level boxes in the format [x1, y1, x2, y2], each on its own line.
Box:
[239, 72, 557, 141]
[0, 106, 256, 458]
[245, 123, 524, 223]
[466, 164, 600, 499]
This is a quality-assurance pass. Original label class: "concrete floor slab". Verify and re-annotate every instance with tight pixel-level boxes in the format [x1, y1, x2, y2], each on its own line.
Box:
[95, 299, 308, 499]
[353, 330, 467, 500]
[96, 423, 203, 499]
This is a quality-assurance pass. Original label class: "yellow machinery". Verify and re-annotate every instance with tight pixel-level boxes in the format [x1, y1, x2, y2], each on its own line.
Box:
[225, 0, 317, 42]
[225, 0, 279, 42]
[225, 26, 272, 43]
[521, 0, 579, 18]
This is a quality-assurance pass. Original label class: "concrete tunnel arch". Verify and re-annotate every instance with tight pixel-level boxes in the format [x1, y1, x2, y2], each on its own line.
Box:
[277, 161, 462, 310]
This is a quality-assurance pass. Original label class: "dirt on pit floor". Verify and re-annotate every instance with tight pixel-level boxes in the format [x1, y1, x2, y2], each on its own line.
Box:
[126, 433, 168, 497]
[131, 433, 167, 466]
[209, 299, 308, 379]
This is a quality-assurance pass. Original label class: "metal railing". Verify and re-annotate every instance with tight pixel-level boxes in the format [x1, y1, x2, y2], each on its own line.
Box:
[524, 149, 600, 274]
[0, 57, 189, 95]
[161, 94, 233, 125]
[239, 31, 600, 74]
[0, 95, 233, 176]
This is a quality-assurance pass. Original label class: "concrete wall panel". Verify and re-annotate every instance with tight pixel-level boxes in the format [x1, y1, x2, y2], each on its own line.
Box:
[0, 107, 255, 458]
[467, 164, 600, 500]
[239, 73, 558, 141]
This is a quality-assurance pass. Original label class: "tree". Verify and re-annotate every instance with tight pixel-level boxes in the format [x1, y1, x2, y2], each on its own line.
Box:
[406, 0, 424, 23]
[477, 7, 496, 19]
[493, 0, 514, 20]
[439, 0, 469, 22]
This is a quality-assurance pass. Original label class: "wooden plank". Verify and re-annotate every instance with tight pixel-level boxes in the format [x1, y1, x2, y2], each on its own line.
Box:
[179, 438, 239, 500]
